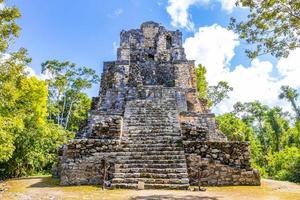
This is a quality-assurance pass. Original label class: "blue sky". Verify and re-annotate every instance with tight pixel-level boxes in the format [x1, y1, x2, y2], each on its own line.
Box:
[6, 0, 300, 113]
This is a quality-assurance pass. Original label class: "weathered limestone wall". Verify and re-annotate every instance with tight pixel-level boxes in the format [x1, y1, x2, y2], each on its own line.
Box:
[96, 61, 129, 113]
[78, 112, 123, 139]
[180, 112, 227, 142]
[180, 122, 209, 141]
[86, 113, 123, 139]
[184, 141, 260, 186]
[59, 139, 119, 185]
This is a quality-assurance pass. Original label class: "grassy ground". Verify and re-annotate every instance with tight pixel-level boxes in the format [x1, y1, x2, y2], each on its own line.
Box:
[1, 176, 300, 200]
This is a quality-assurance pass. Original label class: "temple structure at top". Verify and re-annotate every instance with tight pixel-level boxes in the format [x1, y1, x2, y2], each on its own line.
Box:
[92, 21, 208, 116]
[55, 21, 260, 189]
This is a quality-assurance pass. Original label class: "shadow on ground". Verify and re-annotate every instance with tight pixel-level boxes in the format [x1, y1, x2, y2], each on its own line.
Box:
[26, 177, 61, 188]
[131, 194, 220, 200]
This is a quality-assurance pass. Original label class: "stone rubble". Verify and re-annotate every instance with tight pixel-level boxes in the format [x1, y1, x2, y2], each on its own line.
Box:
[55, 21, 260, 189]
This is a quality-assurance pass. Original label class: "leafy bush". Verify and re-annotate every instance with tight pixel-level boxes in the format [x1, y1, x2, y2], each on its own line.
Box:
[268, 147, 300, 183]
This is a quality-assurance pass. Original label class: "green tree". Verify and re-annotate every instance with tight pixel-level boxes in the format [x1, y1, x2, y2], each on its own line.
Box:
[281, 126, 300, 148]
[233, 101, 269, 150]
[233, 101, 289, 152]
[41, 60, 99, 131]
[195, 64, 208, 100]
[194, 64, 232, 107]
[0, 119, 15, 162]
[268, 147, 300, 183]
[229, 100, 300, 181]
[0, 49, 31, 163]
[264, 107, 289, 152]
[279, 85, 300, 121]
[0, 53, 71, 178]
[229, 0, 300, 58]
[216, 113, 264, 172]
[216, 113, 252, 141]
[0, 0, 21, 53]
[208, 81, 233, 107]
[0, 0, 71, 179]
[1, 77, 70, 177]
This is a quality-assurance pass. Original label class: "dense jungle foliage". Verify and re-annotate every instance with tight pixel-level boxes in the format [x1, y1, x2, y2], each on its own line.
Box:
[196, 63, 300, 183]
[0, 0, 99, 179]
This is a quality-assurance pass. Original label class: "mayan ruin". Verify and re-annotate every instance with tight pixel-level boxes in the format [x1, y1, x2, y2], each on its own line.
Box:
[55, 21, 261, 189]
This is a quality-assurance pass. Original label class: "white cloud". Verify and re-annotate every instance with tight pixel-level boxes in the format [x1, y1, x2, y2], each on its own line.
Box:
[1, 52, 52, 80]
[218, 59, 282, 113]
[276, 48, 300, 89]
[108, 8, 124, 18]
[0, 53, 11, 63]
[166, 0, 204, 31]
[166, 0, 239, 30]
[0, 3, 5, 10]
[25, 66, 51, 80]
[218, 0, 236, 12]
[113, 8, 123, 17]
[183, 24, 300, 114]
[183, 24, 239, 84]
[24, 66, 37, 77]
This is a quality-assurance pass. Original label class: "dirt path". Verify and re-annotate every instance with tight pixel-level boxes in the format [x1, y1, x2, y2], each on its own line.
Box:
[0, 177, 299, 200]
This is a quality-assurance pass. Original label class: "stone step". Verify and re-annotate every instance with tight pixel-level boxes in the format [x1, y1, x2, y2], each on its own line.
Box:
[121, 141, 182, 145]
[115, 168, 188, 174]
[114, 172, 188, 180]
[126, 105, 176, 108]
[127, 117, 176, 121]
[118, 163, 186, 170]
[122, 139, 182, 143]
[123, 130, 181, 136]
[127, 104, 176, 107]
[124, 133, 181, 136]
[115, 151, 185, 156]
[115, 98, 190, 190]
[127, 101, 176, 105]
[123, 134, 181, 138]
[122, 136, 182, 140]
[126, 129, 179, 133]
[121, 139, 182, 144]
[125, 122, 177, 125]
[126, 117, 176, 120]
[126, 117, 175, 120]
[126, 114, 175, 117]
[125, 129, 179, 133]
[116, 154, 186, 160]
[121, 143, 182, 148]
[112, 177, 189, 184]
[126, 123, 177, 125]
[125, 126, 178, 130]
[111, 183, 189, 190]
[121, 147, 183, 152]
[126, 129, 178, 132]
[125, 125, 177, 129]
[117, 159, 187, 165]
[126, 129, 180, 133]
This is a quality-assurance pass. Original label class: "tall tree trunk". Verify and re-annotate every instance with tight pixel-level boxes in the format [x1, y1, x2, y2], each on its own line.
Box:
[60, 92, 67, 125]
[64, 99, 74, 130]
[291, 99, 300, 121]
[56, 91, 63, 125]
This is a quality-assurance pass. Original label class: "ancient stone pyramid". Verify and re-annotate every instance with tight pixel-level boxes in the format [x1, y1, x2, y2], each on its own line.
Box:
[55, 21, 260, 189]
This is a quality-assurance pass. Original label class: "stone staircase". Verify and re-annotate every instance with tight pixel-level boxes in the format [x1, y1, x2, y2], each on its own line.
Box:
[111, 98, 190, 189]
